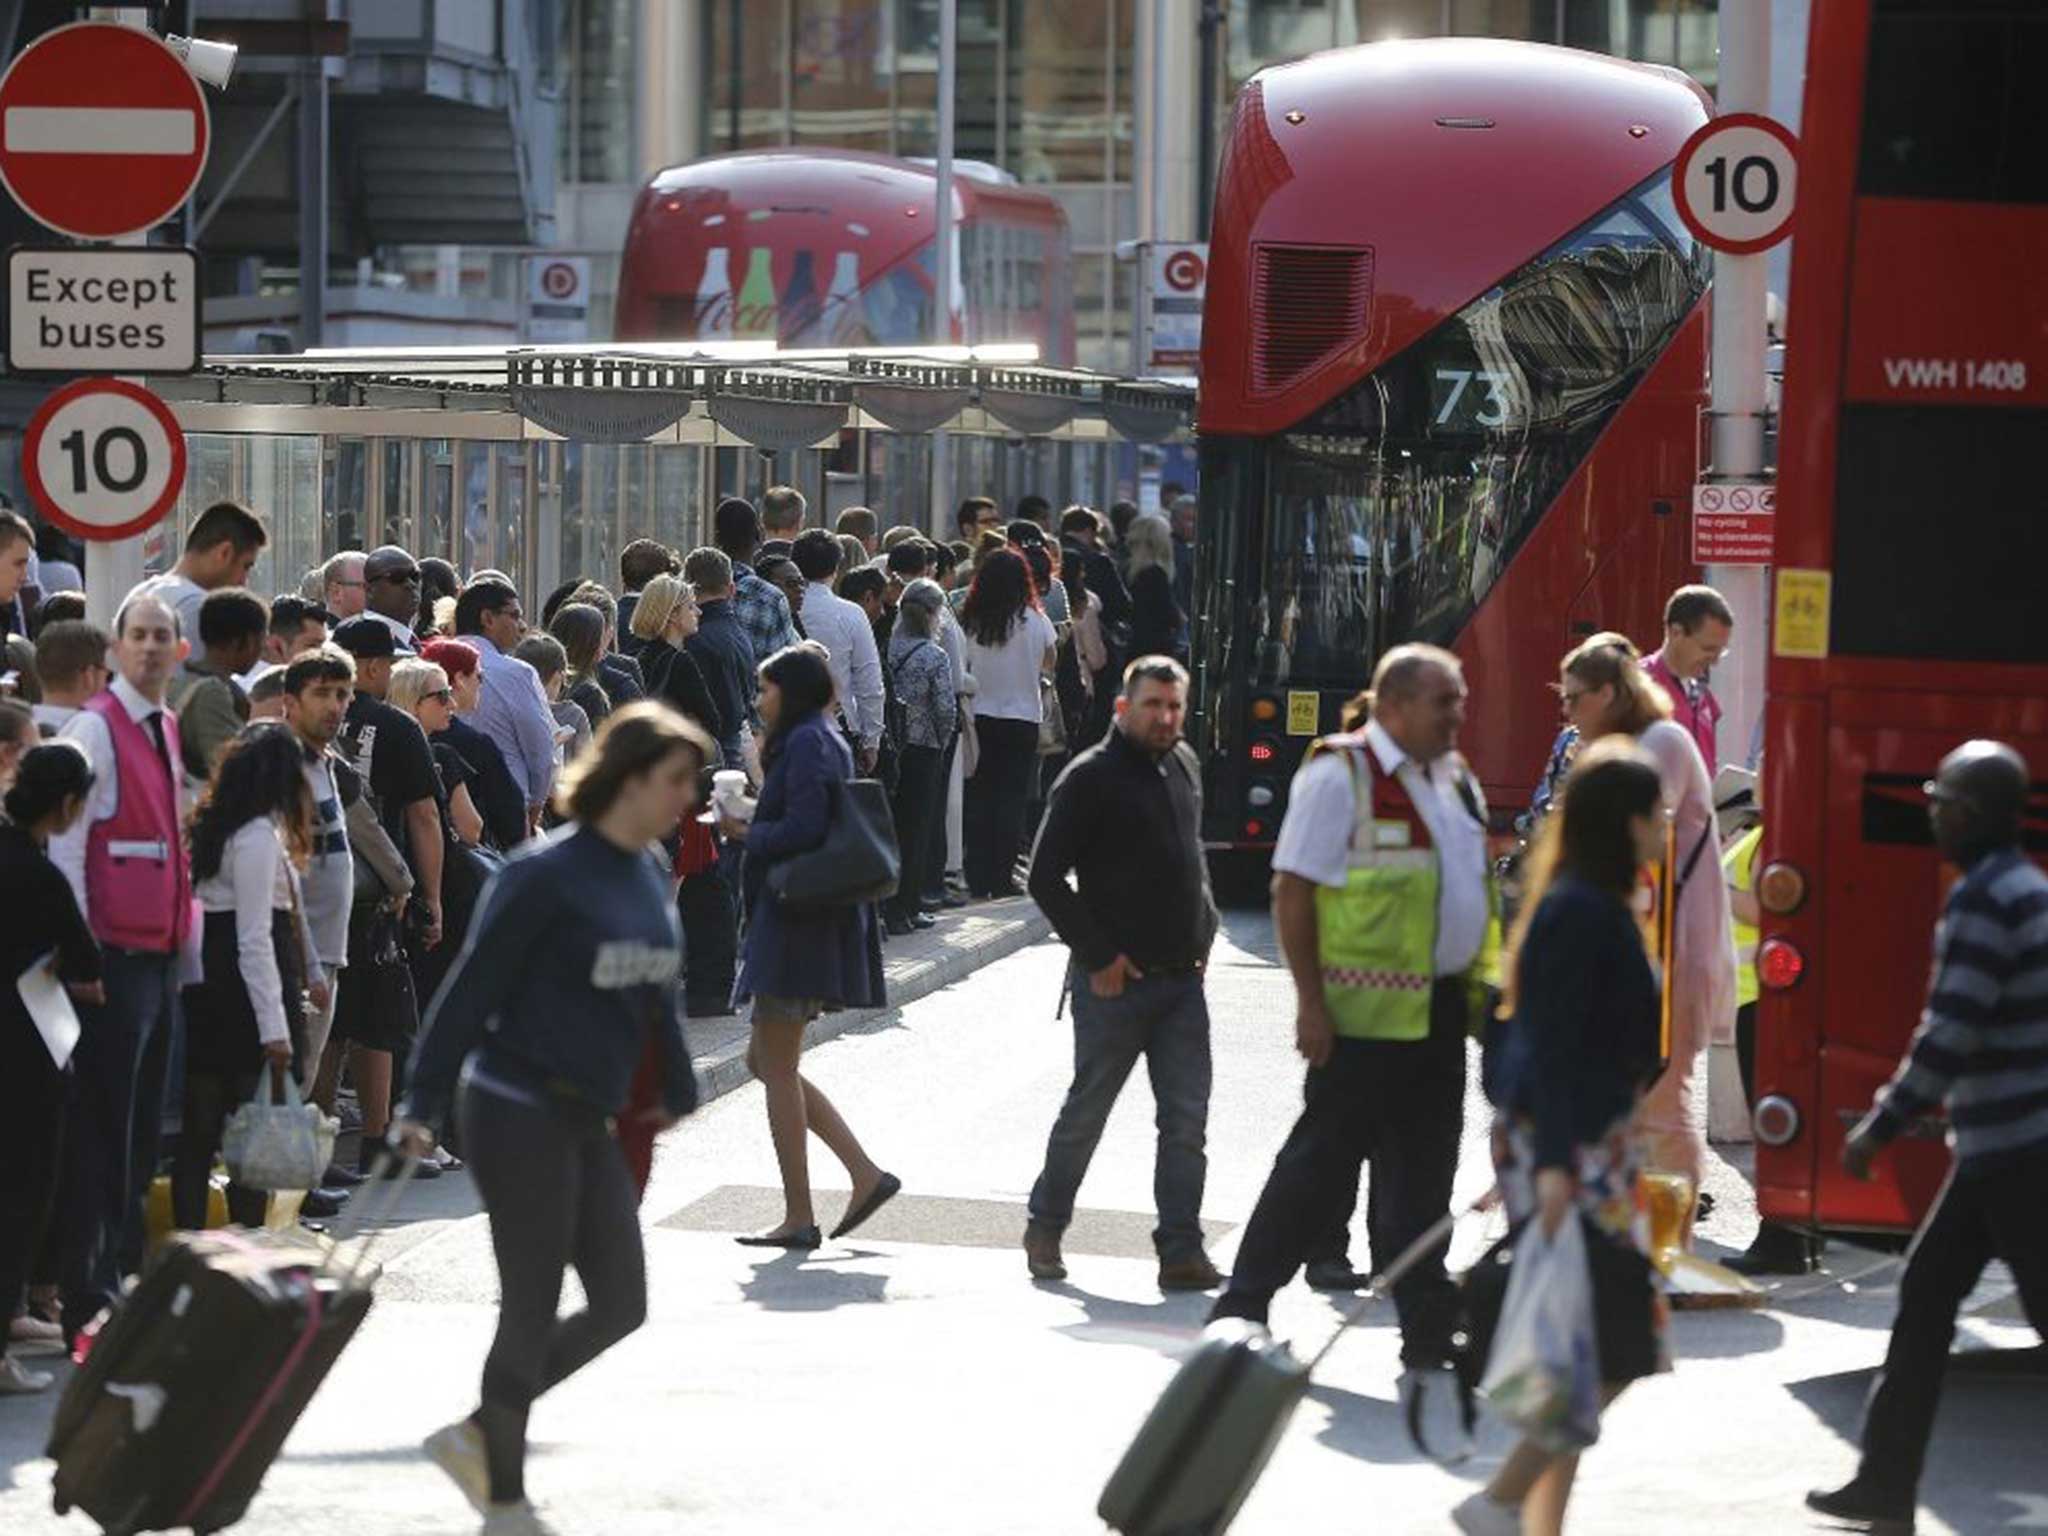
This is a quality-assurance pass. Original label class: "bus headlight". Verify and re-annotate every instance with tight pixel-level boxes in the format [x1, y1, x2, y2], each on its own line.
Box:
[1250, 696, 1281, 724]
[1753, 1095, 1801, 1147]
[1758, 861, 1808, 915]
[1247, 781, 1277, 809]
[1758, 938, 1805, 990]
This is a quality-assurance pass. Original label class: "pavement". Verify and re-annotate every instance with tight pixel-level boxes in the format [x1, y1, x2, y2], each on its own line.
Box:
[3, 906, 2042, 1536]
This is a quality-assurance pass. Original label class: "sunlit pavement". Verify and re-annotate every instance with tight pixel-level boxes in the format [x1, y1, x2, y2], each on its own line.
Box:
[2, 911, 2038, 1535]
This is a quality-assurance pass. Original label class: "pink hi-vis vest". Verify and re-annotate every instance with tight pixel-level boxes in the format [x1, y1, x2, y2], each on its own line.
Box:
[82, 691, 191, 953]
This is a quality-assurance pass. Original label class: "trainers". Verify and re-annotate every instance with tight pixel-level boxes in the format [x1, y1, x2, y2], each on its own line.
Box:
[1805, 1480, 1915, 1534]
[424, 1418, 492, 1515]
[8, 1313, 65, 1356]
[0, 1355, 54, 1394]
[1023, 1222, 1066, 1282]
[1450, 1490, 1521, 1536]
[481, 1500, 559, 1536]
[1158, 1254, 1225, 1292]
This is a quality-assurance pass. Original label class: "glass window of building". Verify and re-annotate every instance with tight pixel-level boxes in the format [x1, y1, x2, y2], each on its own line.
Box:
[1006, 0, 1116, 186]
[792, 0, 894, 153]
[708, 0, 793, 149]
[560, 0, 637, 184]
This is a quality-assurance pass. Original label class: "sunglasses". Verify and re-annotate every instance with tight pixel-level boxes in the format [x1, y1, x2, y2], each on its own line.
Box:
[376, 570, 422, 586]
[425, 687, 454, 704]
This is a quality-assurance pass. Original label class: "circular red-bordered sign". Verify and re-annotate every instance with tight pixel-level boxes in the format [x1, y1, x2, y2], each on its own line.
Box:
[0, 21, 211, 241]
[1672, 113, 1798, 255]
[25, 378, 188, 542]
[540, 260, 581, 300]
[1162, 247, 1206, 292]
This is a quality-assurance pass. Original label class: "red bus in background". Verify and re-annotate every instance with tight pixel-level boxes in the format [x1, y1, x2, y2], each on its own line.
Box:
[1752, 0, 2048, 1236]
[1192, 40, 1710, 845]
[613, 148, 1075, 365]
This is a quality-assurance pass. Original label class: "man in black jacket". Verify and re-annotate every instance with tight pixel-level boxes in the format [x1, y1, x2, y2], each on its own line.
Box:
[1023, 656, 1222, 1292]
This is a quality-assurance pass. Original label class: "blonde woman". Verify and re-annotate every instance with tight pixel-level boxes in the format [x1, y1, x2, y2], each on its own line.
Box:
[628, 574, 725, 745]
[1555, 636, 1736, 1227]
[1124, 514, 1186, 663]
[389, 658, 485, 849]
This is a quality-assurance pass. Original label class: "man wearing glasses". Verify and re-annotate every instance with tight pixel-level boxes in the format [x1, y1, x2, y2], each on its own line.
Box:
[323, 550, 368, 621]
[362, 545, 422, 654]
[1809, 740, 2048, 1536]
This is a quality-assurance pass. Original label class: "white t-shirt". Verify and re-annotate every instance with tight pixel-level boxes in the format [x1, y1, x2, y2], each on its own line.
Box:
[120, 571, 206, 644]
[966, 608, 1057, 723]
[1271, 719, 1490, 977]
[300, 756, 352, 968]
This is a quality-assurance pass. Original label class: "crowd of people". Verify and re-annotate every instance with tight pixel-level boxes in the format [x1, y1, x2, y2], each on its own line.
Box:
[3, 490, 2036, 1536]
[0, 484, 1191, 1402]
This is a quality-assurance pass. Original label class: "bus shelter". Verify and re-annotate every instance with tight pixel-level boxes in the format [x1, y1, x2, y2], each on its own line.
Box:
[140, 343, 1194, 607]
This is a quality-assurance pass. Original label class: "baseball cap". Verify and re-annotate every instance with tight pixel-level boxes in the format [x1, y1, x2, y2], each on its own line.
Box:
[331, 615, 399, 659]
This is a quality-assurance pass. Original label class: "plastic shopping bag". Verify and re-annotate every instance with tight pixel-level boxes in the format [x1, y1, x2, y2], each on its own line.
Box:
[1477, 1215, 1602, 1452]
[222, 1070, 338, 1193]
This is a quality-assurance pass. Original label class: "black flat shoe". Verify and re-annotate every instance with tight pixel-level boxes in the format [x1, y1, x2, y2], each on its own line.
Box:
[736, 1226, 821, 1249]
[829, 1173, 902, 1240]
[1805, 1481, 1915, 1533]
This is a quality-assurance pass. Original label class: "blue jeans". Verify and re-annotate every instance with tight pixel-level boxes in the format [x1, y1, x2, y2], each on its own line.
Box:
[58, 948, 180, 1333]
[1029, 967, 1212, 1262]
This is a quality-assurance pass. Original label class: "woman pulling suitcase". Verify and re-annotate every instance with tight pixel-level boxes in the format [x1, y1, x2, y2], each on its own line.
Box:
[392, 702, 711, 1536]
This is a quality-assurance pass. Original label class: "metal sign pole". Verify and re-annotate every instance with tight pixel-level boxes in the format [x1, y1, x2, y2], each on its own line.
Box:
[928, 0, 956, 536]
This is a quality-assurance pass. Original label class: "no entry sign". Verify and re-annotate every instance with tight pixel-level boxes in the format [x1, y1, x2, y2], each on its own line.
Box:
[0, 22, 210, 241]
[25, 378, 187, 542]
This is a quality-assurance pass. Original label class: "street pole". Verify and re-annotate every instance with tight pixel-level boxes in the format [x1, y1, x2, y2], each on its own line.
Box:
[298, 54, 327, 350]
[1705, 0, 1771, 773]
[1149, 0, 1168, 245]
[928, 0, 956, 536]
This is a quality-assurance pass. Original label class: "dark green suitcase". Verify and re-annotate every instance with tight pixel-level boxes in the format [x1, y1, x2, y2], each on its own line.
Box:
[1098, 1209, 1462, 1535]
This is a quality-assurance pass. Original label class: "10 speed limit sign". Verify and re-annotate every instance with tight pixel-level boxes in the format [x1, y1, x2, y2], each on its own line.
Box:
[25, 378, 187, 541]
[1672, 112, 1798, 254]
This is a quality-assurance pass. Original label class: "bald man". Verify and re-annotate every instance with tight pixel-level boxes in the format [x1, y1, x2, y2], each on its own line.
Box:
[1810, 740, 2048, 1535]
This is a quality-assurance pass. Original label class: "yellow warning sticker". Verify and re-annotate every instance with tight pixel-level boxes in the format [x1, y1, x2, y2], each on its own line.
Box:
[1286, 691, 1320, 736]
[1773, 568, 1832, 660]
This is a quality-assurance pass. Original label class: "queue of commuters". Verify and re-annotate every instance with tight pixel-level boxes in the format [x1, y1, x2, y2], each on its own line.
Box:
[1, 475, 2039, 1536]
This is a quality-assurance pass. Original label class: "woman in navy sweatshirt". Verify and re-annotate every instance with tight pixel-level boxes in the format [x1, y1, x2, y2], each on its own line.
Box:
[721, 643, 895, 1250]
[395, 702, 709, 1536]
[1458, 740, 1670, 1536]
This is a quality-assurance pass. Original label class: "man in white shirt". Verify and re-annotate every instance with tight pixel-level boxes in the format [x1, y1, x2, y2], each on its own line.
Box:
[454, 577, 557, 823]
[791, 529, 885, 773]
[322, 550, 368, 621]
[31, 619, 109, 737]
[120, 500, 267, 648]
[1212, 645, 1489, 1376]
[48, 594, 196, 1340]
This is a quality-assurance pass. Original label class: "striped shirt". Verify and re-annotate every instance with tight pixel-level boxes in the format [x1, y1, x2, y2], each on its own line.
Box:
[1858, 847, 2048, 1175]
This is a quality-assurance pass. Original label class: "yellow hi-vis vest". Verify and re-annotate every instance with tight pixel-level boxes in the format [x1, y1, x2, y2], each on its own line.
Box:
[1311, 735, 1500, 1041]
[1725, 824, 1762, 1010]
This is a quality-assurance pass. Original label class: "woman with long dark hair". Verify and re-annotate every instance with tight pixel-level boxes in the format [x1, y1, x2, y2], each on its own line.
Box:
[176, 723, 322, 1231]
[548, 603, 613, 730]
[960, 548, 1057, 898]
[1459, 739, 1670, 1536]
[1, 744, 99, 1394]
[719, 644, 896, 1248]
[395, 703, 708, 1536]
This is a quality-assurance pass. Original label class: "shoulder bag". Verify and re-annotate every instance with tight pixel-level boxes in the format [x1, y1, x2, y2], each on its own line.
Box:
[766, 776, 900, 912]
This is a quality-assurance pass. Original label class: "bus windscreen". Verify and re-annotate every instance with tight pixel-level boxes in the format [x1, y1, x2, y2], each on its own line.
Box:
[1244, 168, 1706, 688]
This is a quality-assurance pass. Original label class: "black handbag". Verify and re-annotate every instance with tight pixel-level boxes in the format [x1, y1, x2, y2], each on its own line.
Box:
[765, 776, 899, 912]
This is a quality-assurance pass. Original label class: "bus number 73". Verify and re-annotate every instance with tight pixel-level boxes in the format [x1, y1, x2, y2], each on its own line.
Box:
[1435, 368, 1514, 427]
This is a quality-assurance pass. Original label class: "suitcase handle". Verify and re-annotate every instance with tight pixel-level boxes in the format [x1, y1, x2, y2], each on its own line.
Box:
[319, 1150, 421, 1289]
[1305, 1197, 1485, 1373]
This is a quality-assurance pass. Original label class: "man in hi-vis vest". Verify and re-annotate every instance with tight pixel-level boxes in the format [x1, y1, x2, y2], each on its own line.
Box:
[1212, 645, 1494, 1374]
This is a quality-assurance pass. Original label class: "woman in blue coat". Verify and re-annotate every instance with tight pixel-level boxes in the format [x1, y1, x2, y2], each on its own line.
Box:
[722, 643, 897, 1250]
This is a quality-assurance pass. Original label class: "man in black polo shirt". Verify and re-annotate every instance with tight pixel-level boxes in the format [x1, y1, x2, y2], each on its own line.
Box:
[329, 615, 445, 1179]
[1023, 656, 1222, 1291]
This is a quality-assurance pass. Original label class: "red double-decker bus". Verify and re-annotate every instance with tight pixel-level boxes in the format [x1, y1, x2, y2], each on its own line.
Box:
[613, 147, 1075, 364]
[1192, 39, 1711, 847]
[1751, 0, 2048, 1235]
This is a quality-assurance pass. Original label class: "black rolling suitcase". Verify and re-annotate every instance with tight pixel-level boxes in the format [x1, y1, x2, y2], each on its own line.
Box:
[1098, 1207, 1465, 1536]
[45, 1163, 413, 1535]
